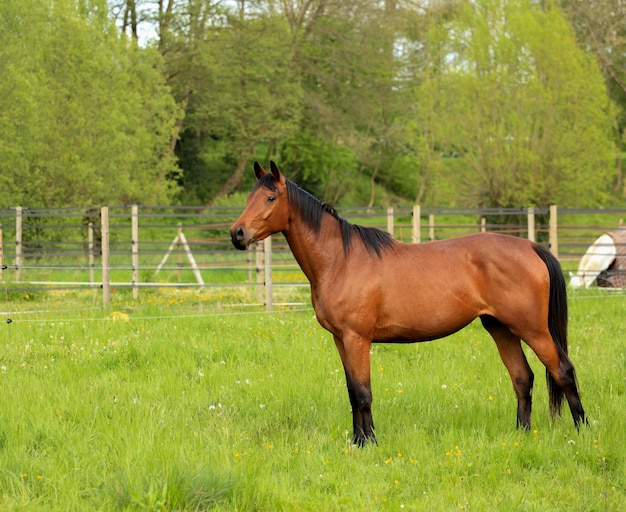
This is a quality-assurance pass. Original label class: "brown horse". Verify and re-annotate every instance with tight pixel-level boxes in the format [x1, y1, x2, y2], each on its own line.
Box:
[230, 161, 586, 446]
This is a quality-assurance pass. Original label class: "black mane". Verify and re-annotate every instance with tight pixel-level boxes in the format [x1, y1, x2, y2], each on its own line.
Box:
[257, 174, 394, 257]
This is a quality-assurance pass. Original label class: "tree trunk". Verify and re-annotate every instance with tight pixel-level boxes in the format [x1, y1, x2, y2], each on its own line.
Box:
[158, 0, 175, 50]
[122, 0, 138, 39]
[368, 165, 379, 208]
[415, 167, 429, 205]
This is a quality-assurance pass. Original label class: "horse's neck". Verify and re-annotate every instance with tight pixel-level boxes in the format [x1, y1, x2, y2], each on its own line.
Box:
[282, 212, 344, 284]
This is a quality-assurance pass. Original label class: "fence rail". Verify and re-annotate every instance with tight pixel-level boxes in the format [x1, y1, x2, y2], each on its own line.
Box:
[0, 204, 625, 309]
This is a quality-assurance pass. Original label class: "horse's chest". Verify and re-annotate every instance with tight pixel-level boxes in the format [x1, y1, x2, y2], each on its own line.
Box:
[310, 280, 378, 334]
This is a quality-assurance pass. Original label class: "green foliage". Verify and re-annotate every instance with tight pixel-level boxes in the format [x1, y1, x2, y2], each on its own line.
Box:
[174, 132, 235, 205]
[0, 0, 179, 208]
[171, 5, 303, 199]
[0, 0, 623, 211]
[409, 0, 616, 208]
[279, 131, 358, 203]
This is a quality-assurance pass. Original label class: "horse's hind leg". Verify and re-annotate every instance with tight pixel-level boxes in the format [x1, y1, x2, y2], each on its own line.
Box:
[481, 316, 534, 429]
[525, 337, 586, 427]
[550, 355, 586, 427]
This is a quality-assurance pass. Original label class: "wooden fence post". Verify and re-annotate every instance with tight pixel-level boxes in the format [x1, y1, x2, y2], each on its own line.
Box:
[256, 243, 263, 304]
[387, 206, 394, 237]
[527, 207, 536, 242]
[428, 214, 435, 241]
[131, 205, 139, 299]
[247, 247, 253, 284]
[177, 223, 182, 282]
[412, 205, 420, 243]
[549, 205, 558, 257]
[264, 236, 272, 311]
[88, 222, 95, 285]
[15, 206, 22, 282]
[101, 206, 111, 307]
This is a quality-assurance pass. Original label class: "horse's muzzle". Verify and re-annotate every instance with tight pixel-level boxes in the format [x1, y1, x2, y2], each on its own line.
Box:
[230, 226, 249, 250]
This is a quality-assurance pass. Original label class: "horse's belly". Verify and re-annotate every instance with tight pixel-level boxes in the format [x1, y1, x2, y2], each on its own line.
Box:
[371, 278, 484, 342]
[373, 311, 477, 343]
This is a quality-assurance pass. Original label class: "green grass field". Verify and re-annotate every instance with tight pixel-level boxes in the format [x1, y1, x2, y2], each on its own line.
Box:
[0, 288, 624, 511]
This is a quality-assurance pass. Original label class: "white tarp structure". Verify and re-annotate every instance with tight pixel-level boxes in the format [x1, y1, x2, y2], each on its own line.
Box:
[570, 230, 626, 289]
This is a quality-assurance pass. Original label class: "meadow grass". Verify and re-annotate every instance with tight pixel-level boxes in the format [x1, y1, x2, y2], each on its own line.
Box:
[0, 288, 623, 510]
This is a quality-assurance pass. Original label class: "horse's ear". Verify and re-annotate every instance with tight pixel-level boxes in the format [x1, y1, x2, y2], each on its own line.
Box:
[254, 161, 266, 180]
[269, 161, 285, 183]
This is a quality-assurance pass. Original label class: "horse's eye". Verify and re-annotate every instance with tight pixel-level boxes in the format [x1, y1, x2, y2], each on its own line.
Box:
[268, 196, 276, 203]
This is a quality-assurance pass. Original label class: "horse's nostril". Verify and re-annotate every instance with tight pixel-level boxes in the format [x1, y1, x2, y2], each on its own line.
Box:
[235, 226, 244, 240]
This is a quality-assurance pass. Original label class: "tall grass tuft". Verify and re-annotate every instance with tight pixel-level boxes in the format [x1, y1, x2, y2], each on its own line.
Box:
[107, 465, 235, 510]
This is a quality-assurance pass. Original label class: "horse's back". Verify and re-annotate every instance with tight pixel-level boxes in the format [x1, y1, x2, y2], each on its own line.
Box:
[389, 232, 545, 283]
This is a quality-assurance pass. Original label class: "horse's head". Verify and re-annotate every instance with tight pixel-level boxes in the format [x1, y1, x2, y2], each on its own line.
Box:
[230, 161, 290, 250]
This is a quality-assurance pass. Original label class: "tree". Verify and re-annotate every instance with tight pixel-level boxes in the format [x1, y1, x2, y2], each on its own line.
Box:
[153, 0, 417, 205]
[0, 0, 180, 207]
[280, 0, 410, 204]
[387, 0, 463, 205]
[138, 0, 303, 203]
[408, 0, 616, 208]
[558, 0, 626, 195]
[101, 0, 620, 210]
[199, 4, 303, 200]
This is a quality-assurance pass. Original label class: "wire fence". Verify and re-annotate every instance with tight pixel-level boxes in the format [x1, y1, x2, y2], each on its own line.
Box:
[1, 204, 625, 309]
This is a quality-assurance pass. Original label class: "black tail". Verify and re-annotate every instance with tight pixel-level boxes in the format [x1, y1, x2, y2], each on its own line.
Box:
[532, 244, 569, 419]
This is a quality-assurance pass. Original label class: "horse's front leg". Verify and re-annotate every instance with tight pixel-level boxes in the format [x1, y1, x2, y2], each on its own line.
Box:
[345, 373, 375, 446]
[333, 334, 376, 446]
